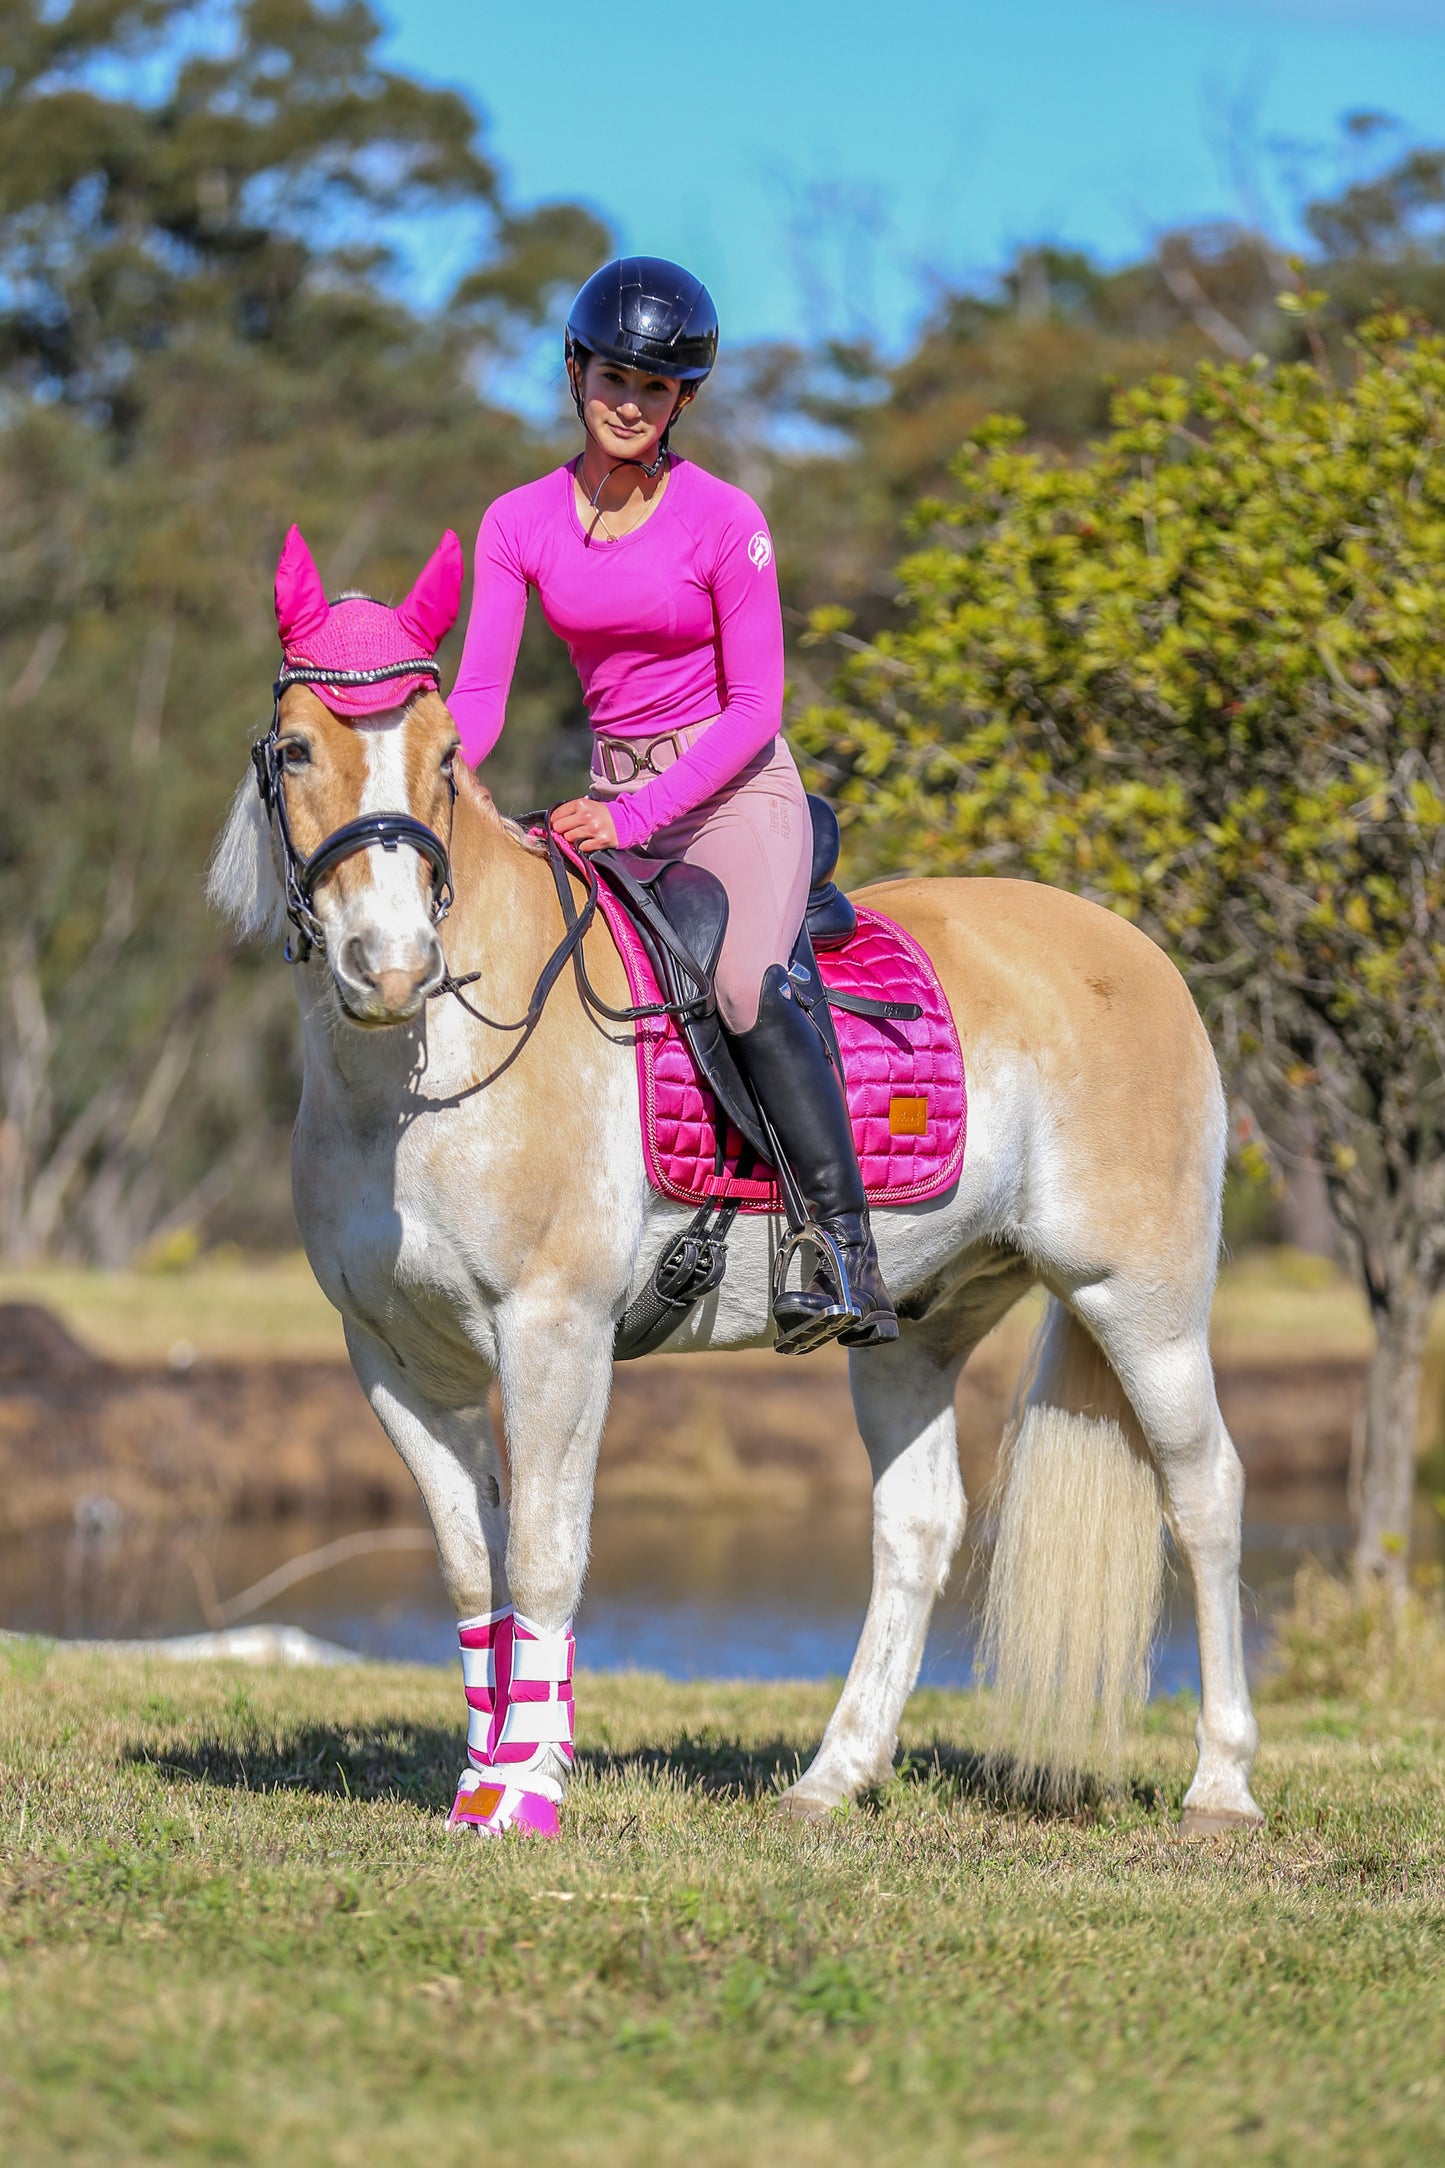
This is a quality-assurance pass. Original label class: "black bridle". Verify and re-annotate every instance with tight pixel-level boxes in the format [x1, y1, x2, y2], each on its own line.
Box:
[253, 667, 709, 1091]
[255, 661, 454, 964]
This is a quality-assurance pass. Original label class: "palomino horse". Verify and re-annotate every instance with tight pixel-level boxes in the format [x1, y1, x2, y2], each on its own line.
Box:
[211, 671, 1263, 1837]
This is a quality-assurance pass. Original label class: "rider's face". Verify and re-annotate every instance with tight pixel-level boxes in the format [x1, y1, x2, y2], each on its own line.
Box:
[580, 357, 686, 464]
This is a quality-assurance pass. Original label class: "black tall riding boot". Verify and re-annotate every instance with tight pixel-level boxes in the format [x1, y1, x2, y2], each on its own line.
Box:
[728, 965, 898, 1355]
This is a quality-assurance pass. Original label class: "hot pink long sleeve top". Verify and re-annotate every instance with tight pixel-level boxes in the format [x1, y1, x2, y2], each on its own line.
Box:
[448, 457, 784, 850]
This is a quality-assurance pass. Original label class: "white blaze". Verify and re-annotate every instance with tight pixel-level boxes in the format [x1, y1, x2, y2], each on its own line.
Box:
[320, 713, 442, 1012]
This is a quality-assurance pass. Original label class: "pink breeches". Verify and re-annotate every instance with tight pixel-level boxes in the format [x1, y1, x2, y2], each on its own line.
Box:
[591, 731, 812, 1031]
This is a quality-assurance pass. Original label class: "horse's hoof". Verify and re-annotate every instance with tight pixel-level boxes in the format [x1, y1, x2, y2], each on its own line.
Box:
[775, 1785, 839, 1825]
[1179, 1804, 1264, 1837]
[447, 1774, 560, 1838]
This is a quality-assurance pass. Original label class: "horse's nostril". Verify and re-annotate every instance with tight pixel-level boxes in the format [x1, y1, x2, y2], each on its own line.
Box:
[336, 928, 441, 1019]
[339, 933, 376, 990]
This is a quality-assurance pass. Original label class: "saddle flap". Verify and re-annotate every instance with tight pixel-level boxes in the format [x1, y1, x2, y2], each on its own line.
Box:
[591, 850, 772, 1164]
[654, 862, 729, 989]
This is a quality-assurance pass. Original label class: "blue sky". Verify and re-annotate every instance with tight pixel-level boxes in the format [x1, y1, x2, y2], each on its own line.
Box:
[379, 0, 1445, 353]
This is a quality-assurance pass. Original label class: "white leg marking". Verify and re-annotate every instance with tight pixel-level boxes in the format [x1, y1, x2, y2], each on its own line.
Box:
[1074, 1298, 1262, 1828]
[780, 1332, 968, 1818]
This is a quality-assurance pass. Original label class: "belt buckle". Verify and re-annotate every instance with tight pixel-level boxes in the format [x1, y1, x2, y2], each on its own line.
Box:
[599, 729, 686, 785]
[600, 739, 639, 786]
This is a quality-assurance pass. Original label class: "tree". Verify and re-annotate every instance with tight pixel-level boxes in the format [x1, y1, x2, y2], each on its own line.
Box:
[0, 0, 606, 1260]
[792, 318, 1445, 1591]
[765, 125, 1445, 672]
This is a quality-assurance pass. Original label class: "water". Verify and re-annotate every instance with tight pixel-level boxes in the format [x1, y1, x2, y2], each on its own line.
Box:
[0, 1482, 1374, 1693]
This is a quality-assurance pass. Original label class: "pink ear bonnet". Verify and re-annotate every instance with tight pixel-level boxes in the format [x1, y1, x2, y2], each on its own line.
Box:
[273, 525, 463, 718]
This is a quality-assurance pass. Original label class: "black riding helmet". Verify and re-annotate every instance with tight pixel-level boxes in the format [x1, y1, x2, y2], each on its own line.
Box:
[565, 257, 718, 461]
[567, 255, 718, 381]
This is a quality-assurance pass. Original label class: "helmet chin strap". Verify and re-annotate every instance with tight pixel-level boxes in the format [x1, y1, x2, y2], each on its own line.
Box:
[585, 445, 667, 499]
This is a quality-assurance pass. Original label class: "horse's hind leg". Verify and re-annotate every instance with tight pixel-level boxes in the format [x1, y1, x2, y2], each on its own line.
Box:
[780, 1307, 978, 1821]
[1073, 1292, 1263, 1831]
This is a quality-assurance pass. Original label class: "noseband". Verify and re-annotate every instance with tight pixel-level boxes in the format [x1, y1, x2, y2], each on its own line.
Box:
[252, 662, 454, 964]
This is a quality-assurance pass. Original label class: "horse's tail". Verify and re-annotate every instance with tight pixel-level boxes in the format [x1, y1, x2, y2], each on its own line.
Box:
[980, 1299, 1164, 1795]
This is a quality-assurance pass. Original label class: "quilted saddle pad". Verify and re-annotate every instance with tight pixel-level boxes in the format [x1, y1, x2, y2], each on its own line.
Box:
[592, 885, 967, 1213]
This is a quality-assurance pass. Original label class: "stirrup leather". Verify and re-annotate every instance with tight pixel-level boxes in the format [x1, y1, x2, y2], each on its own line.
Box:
[771, 1219, 863, 1355]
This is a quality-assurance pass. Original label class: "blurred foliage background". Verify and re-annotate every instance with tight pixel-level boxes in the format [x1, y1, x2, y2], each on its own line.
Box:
[790, 325, 1445, 1584]
[3, 0, 1444, 1281]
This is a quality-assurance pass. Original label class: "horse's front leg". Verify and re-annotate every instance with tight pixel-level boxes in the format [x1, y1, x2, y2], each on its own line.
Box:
[344, 1318, 508, 1619]
[346, 1320, 544, 1829]
[441, 1294, 615, 1839]
[498, 1294, 614, 1628]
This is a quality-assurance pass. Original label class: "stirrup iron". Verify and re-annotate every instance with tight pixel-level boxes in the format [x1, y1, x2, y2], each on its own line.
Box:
[771, 1219, 861, 1355]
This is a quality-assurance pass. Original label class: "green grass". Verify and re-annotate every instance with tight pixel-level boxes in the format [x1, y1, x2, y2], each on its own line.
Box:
[2, 1647, 1443, 2164]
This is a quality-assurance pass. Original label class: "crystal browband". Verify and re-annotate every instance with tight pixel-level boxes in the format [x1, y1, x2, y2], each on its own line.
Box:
[275, 658, 442, 691]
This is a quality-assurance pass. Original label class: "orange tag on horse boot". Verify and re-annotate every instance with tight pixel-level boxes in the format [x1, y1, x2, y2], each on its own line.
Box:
[889, 1095, 928, 1136]
[455, 1782, 505, 1824]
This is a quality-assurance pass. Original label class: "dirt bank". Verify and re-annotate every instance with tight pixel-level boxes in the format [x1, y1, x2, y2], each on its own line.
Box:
[0, 1300, 1371, 1538]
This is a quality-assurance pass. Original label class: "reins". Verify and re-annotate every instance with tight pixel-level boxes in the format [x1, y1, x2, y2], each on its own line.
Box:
[253, 682, 713, 1093]
[433, 830, 712, 1091]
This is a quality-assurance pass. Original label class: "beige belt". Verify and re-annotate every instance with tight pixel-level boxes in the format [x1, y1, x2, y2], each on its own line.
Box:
[591, 717, 713, 787]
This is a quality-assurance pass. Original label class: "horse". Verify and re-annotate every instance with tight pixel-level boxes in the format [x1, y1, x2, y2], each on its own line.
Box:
[209, 674, 1264, 1836]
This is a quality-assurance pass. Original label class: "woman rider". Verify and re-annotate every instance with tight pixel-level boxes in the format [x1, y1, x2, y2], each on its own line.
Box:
[449, 256, 896, 1352]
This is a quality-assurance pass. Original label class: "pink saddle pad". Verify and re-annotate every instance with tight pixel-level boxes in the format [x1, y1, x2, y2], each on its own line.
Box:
[588, 878, 966, 1213]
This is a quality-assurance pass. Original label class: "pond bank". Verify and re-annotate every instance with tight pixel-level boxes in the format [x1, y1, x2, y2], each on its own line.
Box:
[0, 1292, 1393, 1538]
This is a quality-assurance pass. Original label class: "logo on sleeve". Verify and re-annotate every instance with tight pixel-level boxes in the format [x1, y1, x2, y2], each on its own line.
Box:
[748, 531, 773, 570]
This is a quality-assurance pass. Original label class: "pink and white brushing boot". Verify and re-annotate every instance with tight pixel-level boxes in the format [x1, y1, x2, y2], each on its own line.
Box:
[447, 1606, 575, 1838]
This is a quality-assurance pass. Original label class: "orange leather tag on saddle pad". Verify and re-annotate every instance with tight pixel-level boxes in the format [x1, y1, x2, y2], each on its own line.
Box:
[889, 1095, 929, 1136]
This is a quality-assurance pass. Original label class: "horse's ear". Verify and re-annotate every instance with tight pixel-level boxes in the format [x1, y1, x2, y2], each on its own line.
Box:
[397, 530, 463, 652]
[274, 525, 329, 647]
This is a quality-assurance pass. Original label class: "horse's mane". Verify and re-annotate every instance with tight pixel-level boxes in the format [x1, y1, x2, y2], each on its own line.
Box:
[499, 813, 548, 860]
[208, 764, 285, 941]
[451, 755, 548, 861]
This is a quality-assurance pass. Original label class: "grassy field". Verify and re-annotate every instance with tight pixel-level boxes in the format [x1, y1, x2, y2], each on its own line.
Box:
[0, 1252, 348, 1363]
[3, 1623, 1444, 2165]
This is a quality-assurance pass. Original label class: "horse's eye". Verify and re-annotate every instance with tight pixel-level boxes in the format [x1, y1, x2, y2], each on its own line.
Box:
[441, 746, 459, 778]
[279, 738, 310, 767]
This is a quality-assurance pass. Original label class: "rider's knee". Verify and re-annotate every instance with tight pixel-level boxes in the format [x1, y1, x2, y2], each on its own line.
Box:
[715, 958, 764, 1032]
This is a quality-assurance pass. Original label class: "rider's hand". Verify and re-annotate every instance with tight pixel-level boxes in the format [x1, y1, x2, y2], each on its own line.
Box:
[550, 798, 619, 854]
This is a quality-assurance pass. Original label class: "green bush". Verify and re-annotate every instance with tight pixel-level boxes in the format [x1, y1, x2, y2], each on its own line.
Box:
[796, 317, 1445, 1583]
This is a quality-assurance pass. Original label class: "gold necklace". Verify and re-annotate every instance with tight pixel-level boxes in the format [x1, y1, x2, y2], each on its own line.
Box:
[580, 452, 667, 545]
